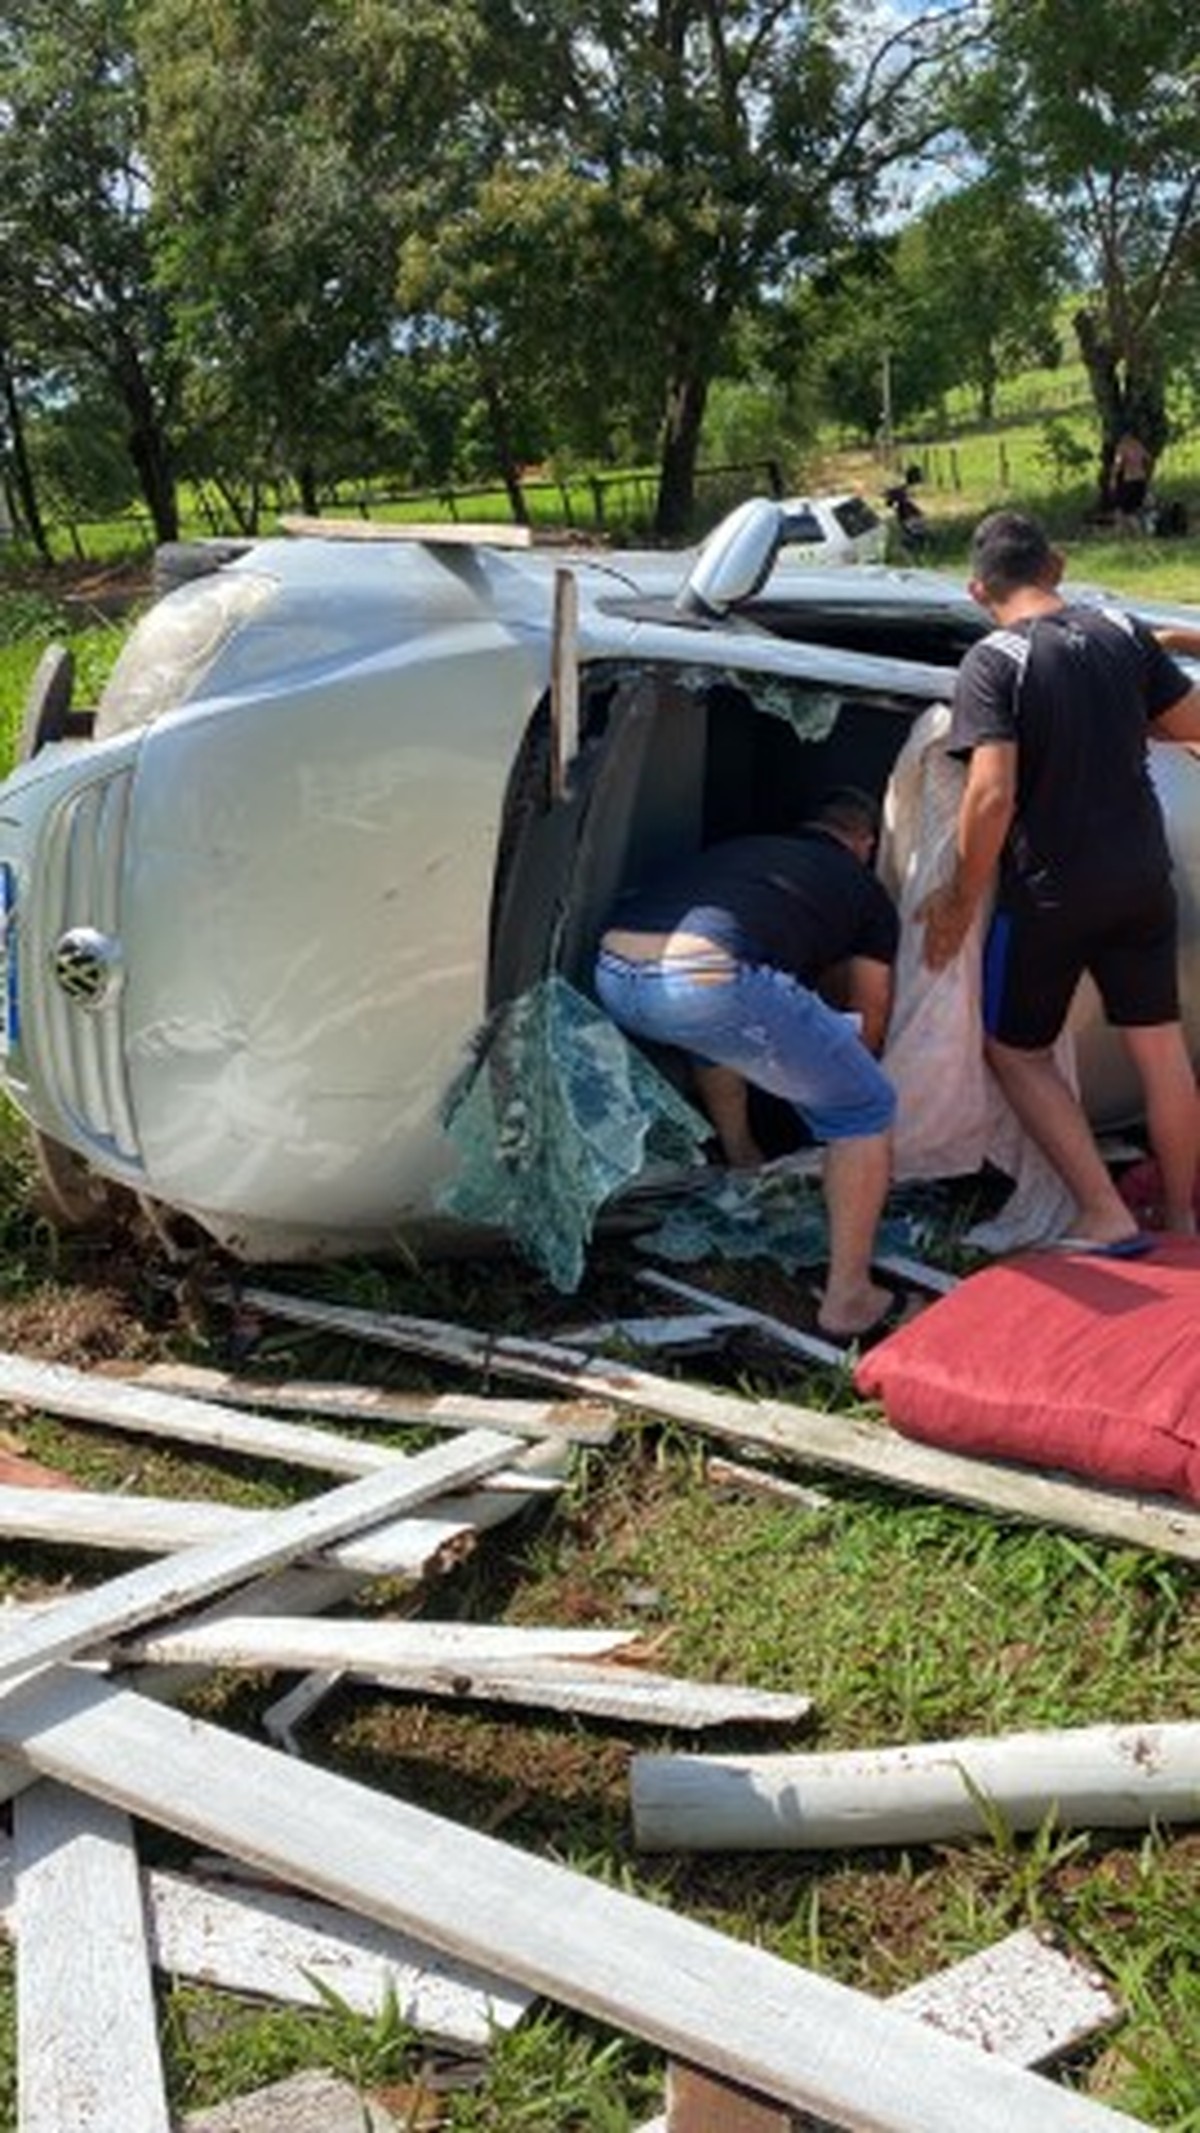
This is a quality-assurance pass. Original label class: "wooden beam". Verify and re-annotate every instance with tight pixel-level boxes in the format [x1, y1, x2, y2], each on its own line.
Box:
[0, 1455, 563, 1580]
[14, 1781, 169, 2132]
[667, 2063, 791, 2131]
[0, 1667, 1144, 2133]
[705, 1459, 832, 1513]
[631, 1722, 1200, 1852]
[637, 1270, 846, 1367]
[278, 514, 533, 547]
[0, 1437, 572, 1814]
[550, 564, 579, 801]
[0, 1347, 553, 1483]
[108, 1361, 615, 1445]
[0, 1840, 530, 2044]
[113, 1615, 814, 1732]
[0, 1430, 519, 1686]
[636, 1926, 1121, 2132]
[236, 1286, 1200, 1566]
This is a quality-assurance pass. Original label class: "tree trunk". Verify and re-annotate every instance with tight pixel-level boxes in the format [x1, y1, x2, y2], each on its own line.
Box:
[477, 366, 530, 528]
[297, 461, 320, 517]
[977, 344, 997, 424]
[1074, 305, 1168, 509]
[111, 343, 179, 544]
[654, 367, 709, 542]
[0, 357, 51, 560]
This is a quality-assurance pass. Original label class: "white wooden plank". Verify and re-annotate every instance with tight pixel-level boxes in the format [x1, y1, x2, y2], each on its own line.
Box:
[0, 1454, 566, 1580]
[182, 2068, 404, 2131]
[120, 1618, 643, 1667]
[114, 1617, 815, 1730]
[891, 1926, 1119, 2067]
[14, 1780, 169, 2132]
[149, 1868, 531, 2039]
[873, 1252, 959, 1296]
[637, 1270, 847, 1367]
[0, 1347, 544, 1481]
[110, 1361, 616, 1444]
[0, 1841, 532, 2043]
[279, 514, 534, 547]
[631, 1723, 1200, 1851]
[705, 1460, 832, 1512]
[562, 1311, 739, 1354]
[632, 1927, 1121, 2133]
[0, 1667, 1145, 2133]
[0, 1444, 569, 1812]
[237, 1286, 1200, 1565]
[0, 1430, 519, 1686]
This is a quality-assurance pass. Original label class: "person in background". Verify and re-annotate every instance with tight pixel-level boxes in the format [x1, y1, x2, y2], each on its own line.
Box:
[594, 789, 900, 1341]
[1111, 431, 1153, 531]
[920, 509, 1200, 1249]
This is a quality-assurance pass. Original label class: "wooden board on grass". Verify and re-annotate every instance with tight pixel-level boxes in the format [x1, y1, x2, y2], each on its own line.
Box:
[0, 1665, 1144, 2133]
[237, 1285, 1200, 1566]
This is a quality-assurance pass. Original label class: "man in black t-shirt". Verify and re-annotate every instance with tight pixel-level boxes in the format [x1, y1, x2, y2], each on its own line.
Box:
[594, 789, 901, 1341]
[920, 509, 1200, 1245]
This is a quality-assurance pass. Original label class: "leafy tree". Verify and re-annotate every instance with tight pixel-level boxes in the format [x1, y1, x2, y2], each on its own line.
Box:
[796, 235, 953, 442]
[403, 1, 978, 538]
[0, 0, 182, 541]
[959, 0, 1200, 498]
[897, 180, 1067, 421]
[139, 0, 477, 517]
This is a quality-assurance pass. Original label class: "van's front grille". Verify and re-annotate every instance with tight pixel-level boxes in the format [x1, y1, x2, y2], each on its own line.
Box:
[33, 770, 141, 1167]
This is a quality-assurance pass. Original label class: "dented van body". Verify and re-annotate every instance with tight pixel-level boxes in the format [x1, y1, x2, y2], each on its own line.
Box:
[1, 499, 1198, 1262]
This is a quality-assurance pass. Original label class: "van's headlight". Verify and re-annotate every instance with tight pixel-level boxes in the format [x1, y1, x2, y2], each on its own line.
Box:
[96, 570, 278, 735]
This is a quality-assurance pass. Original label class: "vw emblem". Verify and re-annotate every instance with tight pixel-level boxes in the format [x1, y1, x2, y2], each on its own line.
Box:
[53, 927, 122, 1008]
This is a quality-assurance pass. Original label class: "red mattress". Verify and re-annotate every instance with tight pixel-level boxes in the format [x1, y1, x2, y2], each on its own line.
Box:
[854, 1238, 1200, 1503]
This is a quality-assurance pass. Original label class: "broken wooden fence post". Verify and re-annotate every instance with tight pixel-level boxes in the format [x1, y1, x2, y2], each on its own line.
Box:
[666, 2062, 792, 2131]
[15, 1781, 170, 2133]
[0, 1429, 519, 1686]
[236, 1285, 1200, 1566]
[637, 1925, 1122, 2133]
[0, 1668, 1144, 2133]
[631, 1721, 1200, 1852]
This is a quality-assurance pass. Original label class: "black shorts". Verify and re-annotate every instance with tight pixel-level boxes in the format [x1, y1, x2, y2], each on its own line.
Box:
[1116, 477, 1147, 514]
[981, 878, 1180, 1050]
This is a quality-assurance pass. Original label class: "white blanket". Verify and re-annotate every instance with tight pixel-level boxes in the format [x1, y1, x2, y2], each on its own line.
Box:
[878, 703, 1076, 1252]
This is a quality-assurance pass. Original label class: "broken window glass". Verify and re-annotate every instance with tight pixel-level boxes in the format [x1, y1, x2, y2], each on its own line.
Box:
[438, 976, 711, 1292]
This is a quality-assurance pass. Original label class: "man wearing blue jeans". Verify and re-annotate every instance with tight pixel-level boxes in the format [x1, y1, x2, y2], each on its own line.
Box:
[594, 789, 900, 1341]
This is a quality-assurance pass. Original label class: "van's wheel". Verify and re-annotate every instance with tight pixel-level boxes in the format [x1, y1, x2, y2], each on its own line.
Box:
[29, 1131, 114, 1231]
[19, 644, 94, 757]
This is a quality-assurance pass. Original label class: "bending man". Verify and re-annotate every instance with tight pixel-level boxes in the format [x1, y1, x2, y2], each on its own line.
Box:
[594, 789, 899, 1341]
[921, 509, 1200, 1245]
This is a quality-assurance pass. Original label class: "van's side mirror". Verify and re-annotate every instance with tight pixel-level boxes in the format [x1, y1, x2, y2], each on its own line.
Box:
[674, 499, 784, 617]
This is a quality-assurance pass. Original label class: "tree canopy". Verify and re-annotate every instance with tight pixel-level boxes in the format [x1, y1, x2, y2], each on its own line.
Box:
[2, 1, 1198, 544]
[959, 0, 1200, 493]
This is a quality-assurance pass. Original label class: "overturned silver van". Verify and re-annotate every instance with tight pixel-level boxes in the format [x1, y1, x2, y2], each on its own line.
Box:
[2, 499, 1199, 1267]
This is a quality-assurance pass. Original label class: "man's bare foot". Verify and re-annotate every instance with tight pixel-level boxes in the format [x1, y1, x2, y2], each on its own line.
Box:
[816, 1279, 898, 1342]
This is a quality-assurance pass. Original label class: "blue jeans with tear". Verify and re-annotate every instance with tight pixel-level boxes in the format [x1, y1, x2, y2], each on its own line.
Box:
[593, 949, 895, 1142]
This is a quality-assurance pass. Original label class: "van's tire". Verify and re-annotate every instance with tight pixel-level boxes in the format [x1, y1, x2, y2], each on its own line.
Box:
[19, 644, 93, 757]
[152, 538, 255, 600]
[29, 1130, 115, 1232]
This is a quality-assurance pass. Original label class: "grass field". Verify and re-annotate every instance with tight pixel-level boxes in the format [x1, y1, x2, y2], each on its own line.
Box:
[0, 412, 1199, 2128]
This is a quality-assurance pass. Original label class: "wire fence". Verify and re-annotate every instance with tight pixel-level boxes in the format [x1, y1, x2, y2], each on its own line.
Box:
[3, 458, 788, 570]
